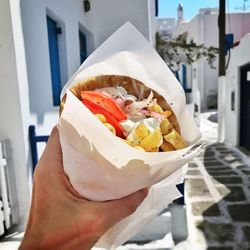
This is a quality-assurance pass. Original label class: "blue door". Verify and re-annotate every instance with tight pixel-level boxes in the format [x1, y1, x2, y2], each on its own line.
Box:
[79, 31, 87, 64]
[240, 63, 250, 150]
[47, 16, 61, 106]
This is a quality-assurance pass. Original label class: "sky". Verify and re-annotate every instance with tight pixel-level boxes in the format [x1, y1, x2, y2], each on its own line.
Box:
[158, 0, 250, 20]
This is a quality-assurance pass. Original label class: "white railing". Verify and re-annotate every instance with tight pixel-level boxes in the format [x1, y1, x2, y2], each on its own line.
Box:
[0, 140, 19, 236]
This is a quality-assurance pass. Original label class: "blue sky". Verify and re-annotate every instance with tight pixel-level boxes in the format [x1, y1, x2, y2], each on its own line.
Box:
[158, 0, 250, 20]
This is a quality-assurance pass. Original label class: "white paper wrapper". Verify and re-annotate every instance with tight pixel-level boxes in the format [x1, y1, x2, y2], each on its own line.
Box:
[58, 22, 202, 249]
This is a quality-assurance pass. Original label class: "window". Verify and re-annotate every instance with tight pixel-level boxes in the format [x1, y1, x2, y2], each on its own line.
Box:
[46, 16, 62, 106]
[79, 30, 87, 64]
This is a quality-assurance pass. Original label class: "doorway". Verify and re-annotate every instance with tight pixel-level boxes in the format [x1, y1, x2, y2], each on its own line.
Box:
[79, 30, 87, 64]
[240, 63, 250, 151]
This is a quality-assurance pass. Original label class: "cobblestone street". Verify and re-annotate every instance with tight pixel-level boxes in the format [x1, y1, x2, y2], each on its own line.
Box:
[176, 113, 250, 250]
[118, 112, 250, 250]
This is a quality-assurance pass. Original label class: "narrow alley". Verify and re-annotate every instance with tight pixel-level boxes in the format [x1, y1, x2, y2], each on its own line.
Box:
[176, 112, 250, 250]
[120, 112, 250, 250]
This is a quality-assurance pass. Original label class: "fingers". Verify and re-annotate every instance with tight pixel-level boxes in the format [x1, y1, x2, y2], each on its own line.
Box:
[40, 126, 62, 163]
[98, 188, 148, 230]
[34, 126, 84, 199]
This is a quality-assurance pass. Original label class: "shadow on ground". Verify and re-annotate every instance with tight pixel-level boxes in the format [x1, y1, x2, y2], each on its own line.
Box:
[194, 144, 250, 250]
[207, 113, 218, 123]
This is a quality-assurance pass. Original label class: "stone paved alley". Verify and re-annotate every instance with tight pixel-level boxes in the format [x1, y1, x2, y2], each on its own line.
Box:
[121, 112, 250, 250]
[1, 112, 250, 250]
[175, 112, 250, 250]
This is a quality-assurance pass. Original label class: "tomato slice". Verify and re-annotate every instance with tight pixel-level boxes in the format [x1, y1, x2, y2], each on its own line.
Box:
[81, 91, 127, 121]
[82, 98, 125, 138]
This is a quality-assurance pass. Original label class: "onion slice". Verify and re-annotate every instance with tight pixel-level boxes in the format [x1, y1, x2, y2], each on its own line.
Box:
[95, 87, 137, 102]
[125, 91, 154, 114]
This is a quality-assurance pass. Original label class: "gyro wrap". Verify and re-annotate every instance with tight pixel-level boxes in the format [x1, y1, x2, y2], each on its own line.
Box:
[58, 22, 202, 249]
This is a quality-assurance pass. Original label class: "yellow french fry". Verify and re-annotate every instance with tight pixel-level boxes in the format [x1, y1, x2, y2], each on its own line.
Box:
[163, 110, 172, 118]
[150, 147, 159, 152]
[122, 139, 132, 146]
[134, 146, 145, 151]
[160, 119, 172, 135]
[140, 128, 163, 151]
[104, 123, 116, 135]
[161, 140, 175, 151]
[164, 129, 186, 150]
[95, 114, 107, 123]
[147, 104, 164, 113]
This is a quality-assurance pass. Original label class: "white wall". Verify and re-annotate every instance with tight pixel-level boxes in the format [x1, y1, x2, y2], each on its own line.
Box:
[174, 14, 218, 110]
[91, 0, 154, 47]
[21, 0, 95, 136]
[227, 13, 250, 42]
[225, 34, 250, 145]
[156, 18, 176, 40]
[174, 11, 250, 110]
[0, 0, 30, 222]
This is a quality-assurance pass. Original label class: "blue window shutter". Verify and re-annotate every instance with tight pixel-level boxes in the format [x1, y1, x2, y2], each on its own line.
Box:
[47, 16, 61, 106]
[225, 33, 234, 55]
[182, 64, 187, 90]
[79, 31, 87, 64]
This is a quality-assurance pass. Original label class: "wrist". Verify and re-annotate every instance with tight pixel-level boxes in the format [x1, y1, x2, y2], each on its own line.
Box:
[19, 238, 42, 250]
[19, 229, 47, 250]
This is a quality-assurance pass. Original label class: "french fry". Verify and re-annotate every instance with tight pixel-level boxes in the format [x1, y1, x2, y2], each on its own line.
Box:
[140, 128, 163, 151]
[95, 114, 107, 123]
[160, 119, 172, 135]
[164, 129, 186, 150]
[161, 140, 175, 151]
[147, 103, 164, 113]
[163, 110, 172, 118]
[168, 114, 180, 134]
[104, 123, 116, 135]
[134, 146, 145, 151]
[122, 139, 132, 146]
[150, 147, 159, 152]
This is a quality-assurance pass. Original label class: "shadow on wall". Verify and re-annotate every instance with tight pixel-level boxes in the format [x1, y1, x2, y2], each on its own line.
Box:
[195, 145, 250, 249]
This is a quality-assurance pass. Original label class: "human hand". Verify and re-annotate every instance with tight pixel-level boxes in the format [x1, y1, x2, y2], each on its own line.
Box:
[19, 127, 148, 250]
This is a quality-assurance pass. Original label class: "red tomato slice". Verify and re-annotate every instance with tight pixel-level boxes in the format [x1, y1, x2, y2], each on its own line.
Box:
[82, 98, 125, 138]
[81, 91, 127, 121]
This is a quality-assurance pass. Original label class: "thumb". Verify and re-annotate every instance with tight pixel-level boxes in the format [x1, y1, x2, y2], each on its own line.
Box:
[99, 188, 148, 230]
[40, 126, 62, 163]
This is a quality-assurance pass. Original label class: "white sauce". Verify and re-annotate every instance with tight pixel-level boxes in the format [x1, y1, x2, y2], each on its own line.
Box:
[121, 118, 162, 146]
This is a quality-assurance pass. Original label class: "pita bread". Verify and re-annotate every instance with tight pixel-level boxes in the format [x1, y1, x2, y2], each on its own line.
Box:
[60, 75, 181, 134]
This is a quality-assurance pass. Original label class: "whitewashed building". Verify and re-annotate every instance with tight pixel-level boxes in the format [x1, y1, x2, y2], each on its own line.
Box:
[0, 0, 157, 231]
[224, 34, 250, 151]
[174, 8, 250, 111]
[156, 18, 176, 40]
